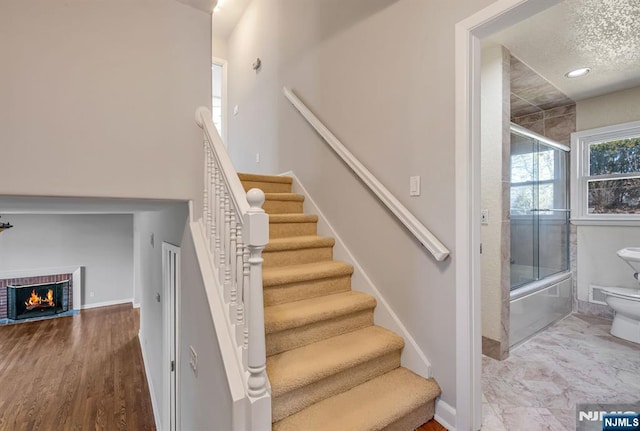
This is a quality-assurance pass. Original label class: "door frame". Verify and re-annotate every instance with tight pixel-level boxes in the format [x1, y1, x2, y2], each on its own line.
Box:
[162, 242, 181, 431]
[454, 1, 562, 429]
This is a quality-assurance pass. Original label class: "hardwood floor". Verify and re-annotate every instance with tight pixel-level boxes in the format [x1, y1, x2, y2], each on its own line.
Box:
[417, 419, 448, 431]
[0, 304, 155, 431]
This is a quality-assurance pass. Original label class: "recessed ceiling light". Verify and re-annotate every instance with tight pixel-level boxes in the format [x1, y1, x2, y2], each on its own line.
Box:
[565, 67, 591, 78]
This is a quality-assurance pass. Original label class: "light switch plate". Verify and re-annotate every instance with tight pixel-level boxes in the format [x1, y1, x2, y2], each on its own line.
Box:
[409, 176, 421, 196]
[481, 209, 489, 225]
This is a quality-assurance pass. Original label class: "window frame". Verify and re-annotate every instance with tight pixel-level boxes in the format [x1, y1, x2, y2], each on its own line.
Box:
[212, 57, 228, 146]
[571, 119, 640, 225]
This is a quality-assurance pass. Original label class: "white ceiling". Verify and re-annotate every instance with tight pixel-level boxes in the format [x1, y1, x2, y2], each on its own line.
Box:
[212, 0, 251, 40]
[488, 0, 640, 101]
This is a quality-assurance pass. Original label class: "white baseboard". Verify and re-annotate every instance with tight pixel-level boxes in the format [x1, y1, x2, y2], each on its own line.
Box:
[283, 171, 432, 378]
[132, 302, 141, 309]
[435, 399, 457, 431]
[139, 331, 161, 430]
[81, 298, 133, 310]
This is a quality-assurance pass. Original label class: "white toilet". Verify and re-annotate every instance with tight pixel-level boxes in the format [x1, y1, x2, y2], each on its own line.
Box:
[600, 247, 640, 344]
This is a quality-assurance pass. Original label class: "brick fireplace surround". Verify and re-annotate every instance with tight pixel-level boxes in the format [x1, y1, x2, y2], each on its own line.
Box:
[0, 274, 73, 320]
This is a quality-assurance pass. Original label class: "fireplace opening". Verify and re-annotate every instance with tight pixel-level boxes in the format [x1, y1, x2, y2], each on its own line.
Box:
[7, 281, 69, 320]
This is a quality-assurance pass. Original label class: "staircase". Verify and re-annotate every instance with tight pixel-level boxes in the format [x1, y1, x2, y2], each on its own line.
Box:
[238, 173, 441, 431]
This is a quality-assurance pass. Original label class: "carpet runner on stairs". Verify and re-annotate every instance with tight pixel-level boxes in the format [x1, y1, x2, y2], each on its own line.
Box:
[238, 173, 441, 431]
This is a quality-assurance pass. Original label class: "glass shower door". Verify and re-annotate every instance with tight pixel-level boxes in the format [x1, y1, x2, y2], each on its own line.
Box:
[510, 128, 569, 290]
[536, 142, 569, 279]
[510, 132, 537, 289]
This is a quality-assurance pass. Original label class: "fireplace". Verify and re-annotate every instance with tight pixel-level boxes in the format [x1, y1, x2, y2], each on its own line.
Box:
[7, 281, 69, 320]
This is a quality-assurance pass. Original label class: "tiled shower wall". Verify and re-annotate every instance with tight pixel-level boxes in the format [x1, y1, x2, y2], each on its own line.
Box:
[0, 274, 73, 320]
[512, 104, 576, 145]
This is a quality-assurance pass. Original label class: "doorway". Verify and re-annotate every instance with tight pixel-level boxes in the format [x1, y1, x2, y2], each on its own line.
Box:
[162, 242, 180, 431]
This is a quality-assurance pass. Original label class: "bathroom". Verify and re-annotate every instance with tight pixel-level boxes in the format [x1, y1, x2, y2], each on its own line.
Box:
[478, 0, 640, 429]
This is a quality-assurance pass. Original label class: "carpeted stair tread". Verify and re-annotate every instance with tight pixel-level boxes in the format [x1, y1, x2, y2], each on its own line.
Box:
[264, 291, 375, 334]
[269, 213, 319, 223]
[265, 193, 305, 202]
[267, 325, 404, 397]
[263, 261, 353, 287]
[265, 235, 335, 252]
[238, 173, 293, 184]
[272, 367, 441, 431]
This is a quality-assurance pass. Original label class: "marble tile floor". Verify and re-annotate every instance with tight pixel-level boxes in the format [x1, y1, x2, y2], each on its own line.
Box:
[482, 314, 640, 430]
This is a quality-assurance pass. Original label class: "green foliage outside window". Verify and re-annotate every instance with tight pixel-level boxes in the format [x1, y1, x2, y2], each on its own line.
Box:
[588, 138, 640, 213]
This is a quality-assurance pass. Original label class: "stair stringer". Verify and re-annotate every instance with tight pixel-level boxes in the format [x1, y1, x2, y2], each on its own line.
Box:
[189, 215, 266, 431]
[280, 171, 432, 379]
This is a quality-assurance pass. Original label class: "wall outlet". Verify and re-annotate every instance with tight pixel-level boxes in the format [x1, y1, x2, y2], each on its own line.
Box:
[481, 209, 489, 225]
[189, 346, 198, 376]
[89, 291, 95, 298]
[255, 152, 260, 163]
[233, 105, 239, 116]
[409, 176, 421, 196]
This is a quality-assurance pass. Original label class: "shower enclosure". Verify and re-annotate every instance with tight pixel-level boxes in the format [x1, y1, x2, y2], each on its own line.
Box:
[509, 124, 572, 346]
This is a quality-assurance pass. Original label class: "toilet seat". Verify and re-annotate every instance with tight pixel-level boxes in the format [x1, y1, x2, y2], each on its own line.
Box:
[601, 287, 640, 302]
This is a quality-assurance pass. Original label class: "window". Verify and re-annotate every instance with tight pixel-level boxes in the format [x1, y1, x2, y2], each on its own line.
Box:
[571, 120, 640, 224]
[511, 148, 556, 215]
[212, 59, 227, 144]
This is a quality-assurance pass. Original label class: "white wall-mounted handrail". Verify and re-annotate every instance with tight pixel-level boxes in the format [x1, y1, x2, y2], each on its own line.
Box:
[282, 87, 450, 262]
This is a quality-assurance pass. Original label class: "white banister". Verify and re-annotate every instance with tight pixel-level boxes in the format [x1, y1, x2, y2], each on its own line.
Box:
[195, 107, 271, 430]
[282, 87, 450, 262]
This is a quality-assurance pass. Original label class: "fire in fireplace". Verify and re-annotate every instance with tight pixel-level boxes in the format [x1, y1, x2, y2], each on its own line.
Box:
[25, 289, 56, 310]
[7, 281, 69, 320]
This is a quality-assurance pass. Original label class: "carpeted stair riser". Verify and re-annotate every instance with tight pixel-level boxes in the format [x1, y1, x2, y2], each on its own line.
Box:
[383, 404, 435, 431]
[263, 246, 333, 268]
[266, 310, 374, 356]
[265, 290, 377, 356]
[272, 367, 441, 431]
[267, 326, 405, 421]
[270, 221, 317, 238]
[238, 173, 293, 194]
[264, 275, 352, 306]
[272, 351, 401, 421]
[241, 180, 292, 194]
[262, 193, 305, 214]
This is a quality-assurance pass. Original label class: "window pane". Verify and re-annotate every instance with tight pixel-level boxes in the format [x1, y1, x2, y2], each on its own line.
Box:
[539, 183, 554, 210]
[511, 185, 533, 215]
[511, 153, 535, 183]
[538, 150, 554, 181]
[589, 138, 640, 175]
[587, 177, 640, 214]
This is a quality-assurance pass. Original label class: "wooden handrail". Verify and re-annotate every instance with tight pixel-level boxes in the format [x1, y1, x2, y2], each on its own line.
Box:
[282, 87, 450, 261]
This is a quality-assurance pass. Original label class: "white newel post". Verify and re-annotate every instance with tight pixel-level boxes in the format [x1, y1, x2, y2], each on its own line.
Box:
[244, 189, 271, 429]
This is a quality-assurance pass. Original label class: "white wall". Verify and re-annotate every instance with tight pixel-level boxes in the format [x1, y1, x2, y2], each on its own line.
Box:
[576, 86, 640, 131]
[480, 45, 509, 356]
[213, 35, 229, 60]
[225, 0, 494, 408]
[0, 214, 133, 307]
[136, 204, 189, 429]
[0, 0, 210, 209]
[574, 85, 640, 304]
[178, 224, 234, 431]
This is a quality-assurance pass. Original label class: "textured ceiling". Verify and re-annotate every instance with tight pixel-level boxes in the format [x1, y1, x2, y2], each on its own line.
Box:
[488, 0, 640, 101]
